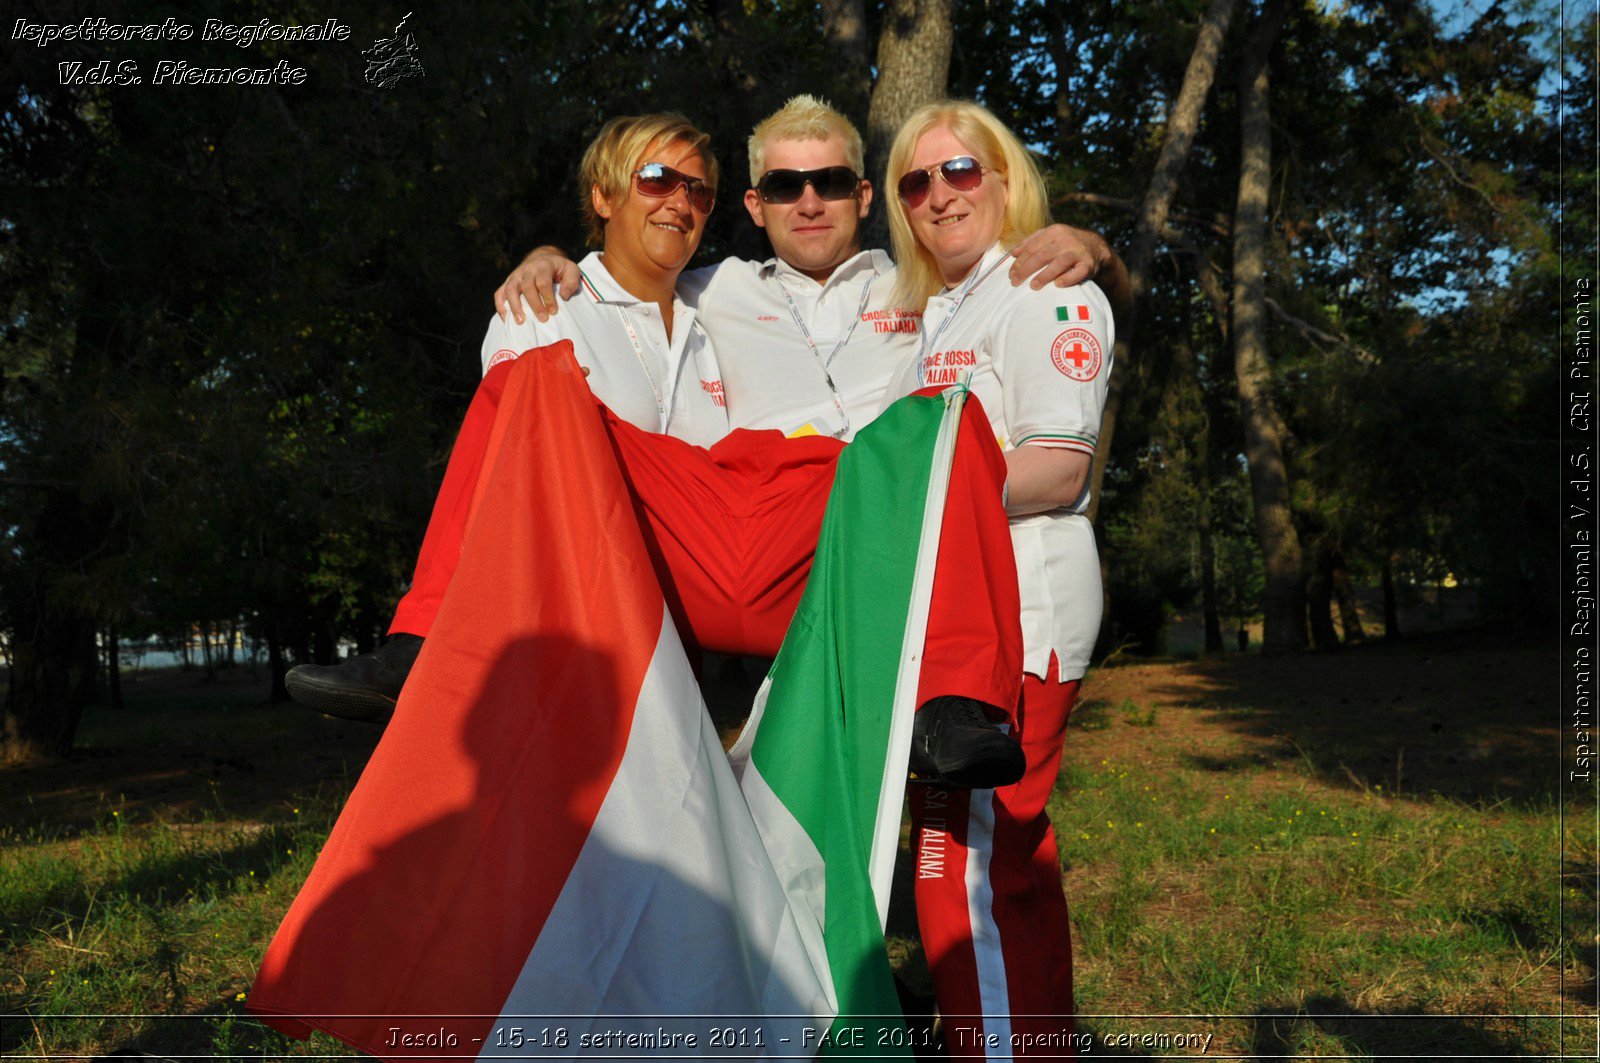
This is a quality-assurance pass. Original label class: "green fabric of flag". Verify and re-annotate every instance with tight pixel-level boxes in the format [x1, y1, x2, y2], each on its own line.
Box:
[731, 390, 966, 1056]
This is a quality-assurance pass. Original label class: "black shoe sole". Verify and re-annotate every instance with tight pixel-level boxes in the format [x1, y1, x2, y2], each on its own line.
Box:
[285, 670, 396, 725]
[910, 745, 1026, 790]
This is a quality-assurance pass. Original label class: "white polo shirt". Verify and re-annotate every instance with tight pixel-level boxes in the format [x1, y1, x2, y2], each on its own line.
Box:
[883, 242, 1115, 682]
[680, 250, 921, 439]
[480, 252, 729, 447]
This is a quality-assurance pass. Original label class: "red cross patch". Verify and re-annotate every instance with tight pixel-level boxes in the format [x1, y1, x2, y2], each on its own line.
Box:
[1050, 328, 1102, 381]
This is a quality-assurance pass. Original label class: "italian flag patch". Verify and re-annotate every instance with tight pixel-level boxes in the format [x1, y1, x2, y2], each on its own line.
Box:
[1056, 304, 1092, 322]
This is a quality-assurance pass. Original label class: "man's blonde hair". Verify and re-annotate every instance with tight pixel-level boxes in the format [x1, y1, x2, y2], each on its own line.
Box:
[579, 113, 719, 247]
[886, 100, 1051, 310]
[747, 95, 864, 185]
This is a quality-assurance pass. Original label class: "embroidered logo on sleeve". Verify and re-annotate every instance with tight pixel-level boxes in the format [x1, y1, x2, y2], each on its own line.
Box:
[486, 348, 520, 370]
[1050, 329, 1102, 381]
[1056, 305, 1092, 322]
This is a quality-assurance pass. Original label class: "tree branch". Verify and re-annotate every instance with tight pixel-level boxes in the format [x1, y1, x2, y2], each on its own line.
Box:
[1055, 190, 1231, 239]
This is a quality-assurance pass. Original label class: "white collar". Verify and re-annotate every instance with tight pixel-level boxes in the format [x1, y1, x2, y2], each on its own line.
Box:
[578, 251, 671, 307]
[762, 248, 889, 291]
[937, 242, 1012, 298]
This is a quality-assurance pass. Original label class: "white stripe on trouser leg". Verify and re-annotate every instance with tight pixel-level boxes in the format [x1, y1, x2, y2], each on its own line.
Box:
[964, 786, 1011, 1059]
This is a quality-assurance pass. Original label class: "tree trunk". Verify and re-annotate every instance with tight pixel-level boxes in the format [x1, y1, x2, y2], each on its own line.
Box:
[1381, 553, 1402, 638]
[707, 0, 759, 97]
[863, 0, 953, 248]
[1045, 11, 1080, 158]
[1307, 540, 1341, 651]
[1086, 0, 1239, 525]
[1198, 503, 1225, 653]
[106, 624, 124, 710]
[200, 620, 216, 681]
[1, 604, 97, 764]
[1173, 334, 1225, 653]
[1333, 549, 1367, 643]
[820, 0, 871, 120]
[267, 628, 290, 703]
[355, 613, 378, 656]
[313, 621, 336, 666]
[1231, 0, 1303, 655]
[1185, 244, 1238, 654]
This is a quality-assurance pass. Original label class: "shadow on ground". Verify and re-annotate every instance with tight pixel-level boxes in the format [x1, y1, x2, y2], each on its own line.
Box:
[0, 668, 382, 833]
[1087, 628, 1561, 807]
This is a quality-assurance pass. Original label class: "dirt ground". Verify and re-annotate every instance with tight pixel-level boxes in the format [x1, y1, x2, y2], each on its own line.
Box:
[1077, 626, 1562, 806]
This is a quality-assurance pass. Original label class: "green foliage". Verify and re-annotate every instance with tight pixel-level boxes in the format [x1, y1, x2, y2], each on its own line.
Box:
[0, 1, 874, 744]
[950, 0, 1561, 648]
[0, 0, 1569, 759]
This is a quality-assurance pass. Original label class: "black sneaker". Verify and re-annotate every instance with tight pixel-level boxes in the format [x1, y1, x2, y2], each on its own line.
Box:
[285, 633, 424, 724]
[909, 695, 1026, 789]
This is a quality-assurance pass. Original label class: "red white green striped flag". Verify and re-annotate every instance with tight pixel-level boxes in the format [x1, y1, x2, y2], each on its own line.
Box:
[247, 345, 973, 1059]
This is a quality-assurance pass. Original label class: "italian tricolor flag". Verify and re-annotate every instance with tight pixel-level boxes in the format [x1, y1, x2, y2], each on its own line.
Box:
[248, 347, 971, 1059]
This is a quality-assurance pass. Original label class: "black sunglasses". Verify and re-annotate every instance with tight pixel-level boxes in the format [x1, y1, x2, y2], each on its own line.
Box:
[755, 166, 861, 204]
[896, 155, 988, 208]
[634, 162, 716, 213]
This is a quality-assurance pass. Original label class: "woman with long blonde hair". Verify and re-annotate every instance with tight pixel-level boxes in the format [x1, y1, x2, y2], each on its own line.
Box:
[883, 99, 1115, 1059]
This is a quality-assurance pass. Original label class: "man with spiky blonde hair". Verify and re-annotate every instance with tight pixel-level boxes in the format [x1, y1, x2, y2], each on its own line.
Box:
[745, 93, 864, 185]
[499, 94, 1127, 441]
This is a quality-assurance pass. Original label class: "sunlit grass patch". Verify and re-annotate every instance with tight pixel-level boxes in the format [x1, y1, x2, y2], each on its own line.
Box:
[1053, 657, 1584, 1056]
[0, 786, 344, 1059]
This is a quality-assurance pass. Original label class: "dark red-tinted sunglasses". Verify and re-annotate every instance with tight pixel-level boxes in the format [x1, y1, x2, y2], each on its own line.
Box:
[755, 166, 861, 204]
[633, 162, 715, 213]
[896, 155, 988, 208]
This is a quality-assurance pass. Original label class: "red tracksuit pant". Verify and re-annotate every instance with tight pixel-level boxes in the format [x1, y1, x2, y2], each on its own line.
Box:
[911, 657, 1082, 1059]
[389, 344, 1022, 718]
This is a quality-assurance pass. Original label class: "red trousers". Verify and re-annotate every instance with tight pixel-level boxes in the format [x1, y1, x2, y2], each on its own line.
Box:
[390, 343, 1021, 715]
[910, 657, 1081, 1059]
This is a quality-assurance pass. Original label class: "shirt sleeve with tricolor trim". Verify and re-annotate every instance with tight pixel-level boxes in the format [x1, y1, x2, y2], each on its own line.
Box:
[479, 299, 567, 377]
[995, 280, 1114, 458]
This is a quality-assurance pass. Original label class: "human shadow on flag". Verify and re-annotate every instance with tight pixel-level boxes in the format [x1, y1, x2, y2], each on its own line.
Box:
[251, 348, 878, 1057]
[250, 629, 835, 1059]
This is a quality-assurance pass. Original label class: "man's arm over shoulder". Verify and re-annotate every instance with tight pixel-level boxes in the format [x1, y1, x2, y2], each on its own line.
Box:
[480, 304, 564, 377]
[494, 246, 582, 325]
[1007, 225, 1133, 325]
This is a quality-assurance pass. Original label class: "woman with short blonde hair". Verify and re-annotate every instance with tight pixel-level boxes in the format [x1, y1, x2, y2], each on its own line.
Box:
[578, 112, 719, 247]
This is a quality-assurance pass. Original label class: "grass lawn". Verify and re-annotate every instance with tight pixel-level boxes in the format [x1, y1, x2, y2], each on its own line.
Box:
[2, 630, 1593, 1059]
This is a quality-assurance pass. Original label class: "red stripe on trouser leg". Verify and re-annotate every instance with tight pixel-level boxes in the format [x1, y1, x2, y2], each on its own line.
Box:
[390, 368, 1019, 710]
[388, 355, 522, 637]
[913, 658, 1081, 1059]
